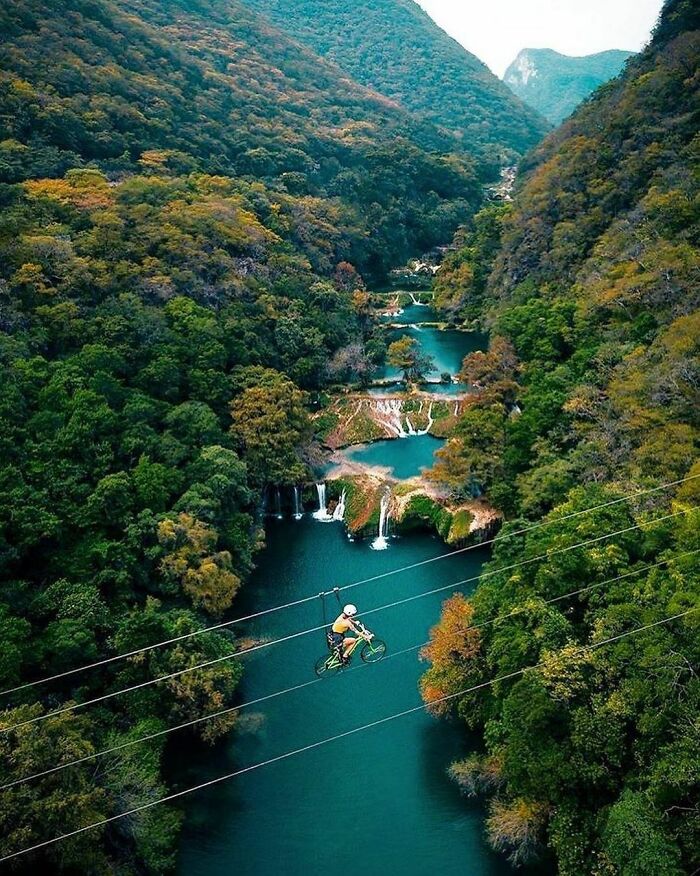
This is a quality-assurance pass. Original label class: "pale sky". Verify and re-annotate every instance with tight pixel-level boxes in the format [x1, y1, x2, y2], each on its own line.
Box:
[416, 0, 665, 77]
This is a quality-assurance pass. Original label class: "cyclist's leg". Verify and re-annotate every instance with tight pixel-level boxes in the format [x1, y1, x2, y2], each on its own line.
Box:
[342, 636, 356, 662]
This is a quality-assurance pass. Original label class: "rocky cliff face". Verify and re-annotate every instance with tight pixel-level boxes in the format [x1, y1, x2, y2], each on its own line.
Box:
[503, 47, 633, 124]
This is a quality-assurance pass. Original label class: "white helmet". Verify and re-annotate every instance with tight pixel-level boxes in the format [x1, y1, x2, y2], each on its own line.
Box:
[343, 604, 358, 617]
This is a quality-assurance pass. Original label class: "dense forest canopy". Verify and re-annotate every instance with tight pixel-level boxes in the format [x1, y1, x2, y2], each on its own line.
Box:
[424, 0, 699, 871]
[1, 0, 697, 871]
[0, 0, 510, 869]
[433, 0, 699, 513]
[0, 0, 486, 279]
[242, 0, 550, 162]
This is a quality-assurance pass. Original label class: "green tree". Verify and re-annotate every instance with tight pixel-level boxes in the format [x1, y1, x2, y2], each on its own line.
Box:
[229, 369, 310, 486]
[387, 336, 435, 382]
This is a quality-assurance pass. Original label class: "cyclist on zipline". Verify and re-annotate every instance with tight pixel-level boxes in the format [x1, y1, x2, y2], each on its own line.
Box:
[328, 604, 362, 664]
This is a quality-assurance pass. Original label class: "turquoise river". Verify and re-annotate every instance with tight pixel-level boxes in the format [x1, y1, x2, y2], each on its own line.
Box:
[176, 520, 515, 875]
[176, 297, 534, 874]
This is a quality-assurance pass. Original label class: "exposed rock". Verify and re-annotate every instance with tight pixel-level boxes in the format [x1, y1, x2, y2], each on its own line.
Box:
[393, 485, 502, 545]
[503, 47, 633, 125]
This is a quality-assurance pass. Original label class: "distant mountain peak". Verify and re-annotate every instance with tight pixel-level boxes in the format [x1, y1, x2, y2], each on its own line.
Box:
[509, 50, 539, 86]
[503, 47, 634, 125]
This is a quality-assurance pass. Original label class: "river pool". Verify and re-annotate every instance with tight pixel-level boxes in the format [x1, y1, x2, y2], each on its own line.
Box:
[176, 520, 514, 876]
[377, 306, 487, 381]
[341, 434, 445, 480]
[382, 301, 437, 325]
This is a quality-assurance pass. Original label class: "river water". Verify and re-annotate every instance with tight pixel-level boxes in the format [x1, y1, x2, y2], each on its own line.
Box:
[176, 297, 517, 874]
[377, 303, 488, 381]
[176, 520, 513, 875]
[342, 433, 445, 479]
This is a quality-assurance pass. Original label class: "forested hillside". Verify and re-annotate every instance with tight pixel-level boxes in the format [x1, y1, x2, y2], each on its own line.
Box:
[503, 48, 633, 124]
[243, 0, 549, 161]
[0, 0, 484, 278]
[424, 0, 699, 871]
[0, 0, 495, 870]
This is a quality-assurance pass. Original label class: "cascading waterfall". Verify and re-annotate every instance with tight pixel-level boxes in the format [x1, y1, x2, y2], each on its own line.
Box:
[371, 398, 436, 438]
[275, 487, 282, 519]
[417, 401, 433, 435]
[371, 491, 391, 551]
[375, 399, 407, 438]
[293, 485, 302, 520]
[312, 483, 333, 521]
[332, 489, 346, 521]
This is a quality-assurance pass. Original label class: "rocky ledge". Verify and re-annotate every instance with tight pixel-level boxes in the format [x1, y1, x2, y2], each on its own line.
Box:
[324, 475, 501, 545]
[315, 392, 473, 449]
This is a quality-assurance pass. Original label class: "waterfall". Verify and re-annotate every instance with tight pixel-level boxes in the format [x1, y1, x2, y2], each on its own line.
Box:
[371, 492, 391, 551]
[375, 399, 407, 438]
[372, 398, 435, 438]
[332, 489, 347, 521]
[410, 292, 428, 306]
[275, 487, 282, 519]
[417, 401, 434, 435]
[293, 485, 302, 520]
[312, 483, 333, 521]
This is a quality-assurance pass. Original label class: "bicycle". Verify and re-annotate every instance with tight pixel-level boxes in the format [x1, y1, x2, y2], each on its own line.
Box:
[314, 620, 387, 677]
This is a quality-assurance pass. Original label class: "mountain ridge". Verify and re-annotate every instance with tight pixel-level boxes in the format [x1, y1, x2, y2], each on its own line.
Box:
[426, 1, 700, 870]
[242, 0, 550, 160]
[0, 0, 488, 278]
[503, 46, 634, 124]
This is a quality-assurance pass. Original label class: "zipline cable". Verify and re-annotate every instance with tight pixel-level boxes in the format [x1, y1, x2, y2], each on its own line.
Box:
[2, 473, 696, 699]
[1, 507, 694, 733]
[2, 549, 696, 792]
[1, 608, 695, 864]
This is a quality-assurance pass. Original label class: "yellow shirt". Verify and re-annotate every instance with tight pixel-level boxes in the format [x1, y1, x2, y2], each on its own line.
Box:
[332, 614, 354, 634]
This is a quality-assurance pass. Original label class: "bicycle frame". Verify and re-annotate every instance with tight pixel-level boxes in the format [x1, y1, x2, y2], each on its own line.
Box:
[319, 620, 384, 673]
[328, 626, 369, 664]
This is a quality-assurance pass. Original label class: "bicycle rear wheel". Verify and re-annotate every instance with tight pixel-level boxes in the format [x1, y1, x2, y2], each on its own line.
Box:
[315, 654, 342, 677]
[360, 639, 386, 663]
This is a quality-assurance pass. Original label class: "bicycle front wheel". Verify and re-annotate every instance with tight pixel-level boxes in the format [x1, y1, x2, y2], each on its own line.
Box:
[360, 639, 386, 663]
[315, 654, 342, 677]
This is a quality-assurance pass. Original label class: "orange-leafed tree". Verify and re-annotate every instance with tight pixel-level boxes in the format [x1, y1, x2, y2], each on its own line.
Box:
[419, 593, 482, 716]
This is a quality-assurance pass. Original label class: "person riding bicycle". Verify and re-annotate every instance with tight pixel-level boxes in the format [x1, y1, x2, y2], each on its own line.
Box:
[328, 604, 363, 664]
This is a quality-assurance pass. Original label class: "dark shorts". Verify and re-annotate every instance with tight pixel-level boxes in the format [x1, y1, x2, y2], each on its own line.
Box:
[327, 631, 344, 652]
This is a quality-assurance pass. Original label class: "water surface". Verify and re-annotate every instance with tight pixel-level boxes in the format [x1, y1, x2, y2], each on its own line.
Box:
[343, 434, 444, 479]
[367, 383, 472, 397]
[418, 382, 473, 397]
[377, 323, 487, 381]
[176, 521, 512, 876]
[381, 301, 437, 325]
